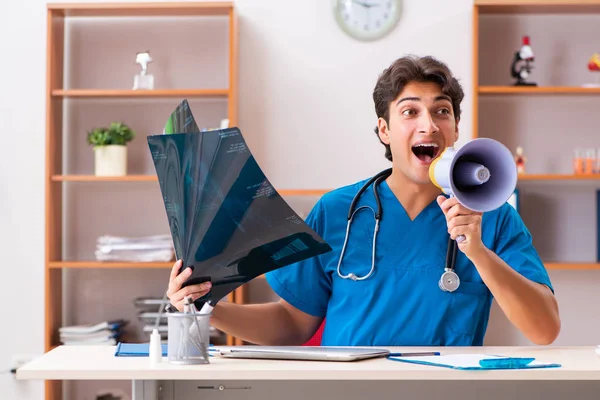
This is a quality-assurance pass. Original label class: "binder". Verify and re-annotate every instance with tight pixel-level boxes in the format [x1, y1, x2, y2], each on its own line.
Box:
[387, 353, 561, 370]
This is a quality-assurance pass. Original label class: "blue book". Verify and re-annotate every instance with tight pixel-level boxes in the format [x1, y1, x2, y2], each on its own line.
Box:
[507, 188, 519, 213]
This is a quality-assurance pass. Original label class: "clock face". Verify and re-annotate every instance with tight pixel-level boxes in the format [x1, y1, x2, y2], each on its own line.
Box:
[333, 0, 402, 41]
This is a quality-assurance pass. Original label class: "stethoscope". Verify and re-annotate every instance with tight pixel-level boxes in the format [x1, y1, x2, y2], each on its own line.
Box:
[336, 168, 460, 292]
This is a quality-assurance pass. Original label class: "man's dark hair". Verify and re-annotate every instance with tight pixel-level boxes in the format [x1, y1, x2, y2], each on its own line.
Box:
[372, 55, 465, 161]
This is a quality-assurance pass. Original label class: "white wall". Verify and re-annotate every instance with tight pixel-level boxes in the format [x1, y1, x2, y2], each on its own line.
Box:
[2, 1, 598, 400]
[0, 1, 47, 399]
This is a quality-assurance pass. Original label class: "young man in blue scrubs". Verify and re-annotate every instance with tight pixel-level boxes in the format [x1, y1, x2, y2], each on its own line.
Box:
[166, 55, 561, 347]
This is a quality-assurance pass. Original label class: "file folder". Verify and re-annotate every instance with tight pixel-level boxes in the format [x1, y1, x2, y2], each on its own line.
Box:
[387, 353, 561, 370]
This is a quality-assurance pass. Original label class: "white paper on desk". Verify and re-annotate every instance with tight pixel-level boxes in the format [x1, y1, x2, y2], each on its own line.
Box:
[389, 354, 557, 370]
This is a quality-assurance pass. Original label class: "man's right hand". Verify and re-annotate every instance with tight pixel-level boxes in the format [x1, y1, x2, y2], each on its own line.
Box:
[166, 259, 212, 312]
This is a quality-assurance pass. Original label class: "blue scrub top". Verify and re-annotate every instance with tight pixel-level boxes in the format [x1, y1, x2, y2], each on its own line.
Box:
[265, 176, 553, 347]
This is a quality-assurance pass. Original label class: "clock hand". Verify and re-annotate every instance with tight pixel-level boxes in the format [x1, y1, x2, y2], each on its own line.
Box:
[357, 0, 382, 8]
[351, 0, 370, 8]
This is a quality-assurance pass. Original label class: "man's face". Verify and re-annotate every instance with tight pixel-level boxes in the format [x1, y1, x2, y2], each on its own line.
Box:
[378, 81, 459, 185]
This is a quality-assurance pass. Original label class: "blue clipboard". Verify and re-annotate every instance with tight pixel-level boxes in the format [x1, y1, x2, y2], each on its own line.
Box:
[114, 343, 167, 357]
[387, 353, 561, 370]
[114, 342, 217, 357]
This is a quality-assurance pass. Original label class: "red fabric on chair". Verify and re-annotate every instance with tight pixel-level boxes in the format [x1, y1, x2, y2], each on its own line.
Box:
[303, 320, 325, 346]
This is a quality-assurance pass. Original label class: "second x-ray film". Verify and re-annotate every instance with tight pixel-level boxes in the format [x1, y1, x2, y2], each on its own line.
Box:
[147, 127, 332, 307]
[162, 99, 200, 134]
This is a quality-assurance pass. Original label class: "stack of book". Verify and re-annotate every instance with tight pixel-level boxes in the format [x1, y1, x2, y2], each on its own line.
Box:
[59, 320, 127, 346]
[94, 234, 174, 262]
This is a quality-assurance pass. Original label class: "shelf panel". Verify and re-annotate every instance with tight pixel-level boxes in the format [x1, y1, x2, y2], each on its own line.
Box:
[518, 174, 600, 181]
[48, 261, 173, 269]
[52, 89, 229, 98]
[475, 0, 600, 14]
[545, 263, 600, 270]
[53, 174, 600, 184]
[479, 86, 600, 94]
[48, 2, 233, 17]
[51, 175, 330, 196]
[278, 189, 330, 196]
[52, 175, 157, 182]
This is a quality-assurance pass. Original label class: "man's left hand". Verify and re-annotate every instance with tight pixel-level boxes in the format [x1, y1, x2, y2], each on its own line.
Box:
[436, 195, 486, 259]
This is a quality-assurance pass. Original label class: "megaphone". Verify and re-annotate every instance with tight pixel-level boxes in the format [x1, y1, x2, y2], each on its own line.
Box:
[429, 137, 518, 230]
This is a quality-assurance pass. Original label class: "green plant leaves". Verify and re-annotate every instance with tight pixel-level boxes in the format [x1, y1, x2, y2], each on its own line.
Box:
[87, 122, 135, 146]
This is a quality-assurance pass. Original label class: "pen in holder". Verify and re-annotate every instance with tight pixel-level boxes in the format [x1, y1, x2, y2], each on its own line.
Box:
[167, 297, 211, 364]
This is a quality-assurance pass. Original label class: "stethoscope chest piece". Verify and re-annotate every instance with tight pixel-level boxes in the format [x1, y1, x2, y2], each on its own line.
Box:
[439, 269, 460, 292]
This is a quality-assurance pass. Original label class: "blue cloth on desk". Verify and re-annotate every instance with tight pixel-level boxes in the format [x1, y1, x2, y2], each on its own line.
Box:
[114, 342, 167, 357]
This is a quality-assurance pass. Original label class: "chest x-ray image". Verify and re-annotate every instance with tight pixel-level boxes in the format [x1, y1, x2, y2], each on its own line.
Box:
[148, 104, 331, 308]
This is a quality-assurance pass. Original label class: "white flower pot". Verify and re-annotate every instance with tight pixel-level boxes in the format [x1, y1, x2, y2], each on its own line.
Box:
[94, 145, 127, 176]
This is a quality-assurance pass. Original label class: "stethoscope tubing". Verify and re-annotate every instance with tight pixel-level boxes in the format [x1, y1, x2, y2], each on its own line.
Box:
[336, 168, 460, 291]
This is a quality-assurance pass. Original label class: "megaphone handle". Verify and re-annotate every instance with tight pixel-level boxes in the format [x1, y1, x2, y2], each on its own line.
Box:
[447, 194, 467, 243]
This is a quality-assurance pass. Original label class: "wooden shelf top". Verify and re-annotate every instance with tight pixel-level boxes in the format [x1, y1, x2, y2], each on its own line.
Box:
[52, 174, 600, 184]
[51, 175, 330, 196]
[52, 175, 157, 182]
[518, 174, 600, 181]
[52, 89, 229, 98]
[48, 2, 233, 17]
[48, 261, 173, 269]
[479, 86, 600, 94]
[545, 263, 600, 270]
[475, 0, 600, 14]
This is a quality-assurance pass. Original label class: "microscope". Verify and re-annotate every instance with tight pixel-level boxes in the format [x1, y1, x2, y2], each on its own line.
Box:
[511, 36, 537, 86]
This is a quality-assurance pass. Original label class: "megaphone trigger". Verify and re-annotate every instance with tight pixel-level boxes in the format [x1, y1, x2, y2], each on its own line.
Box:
[455, 231, 466, 243]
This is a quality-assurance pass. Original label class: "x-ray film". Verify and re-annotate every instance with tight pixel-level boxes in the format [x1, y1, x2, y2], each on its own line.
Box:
[147, 127, 332, 307]
[162, 99, 200, 134]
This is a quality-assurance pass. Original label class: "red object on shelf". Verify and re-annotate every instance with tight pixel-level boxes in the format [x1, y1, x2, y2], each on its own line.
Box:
[303, 320, 325, 346]
[587, 53, 600, 71]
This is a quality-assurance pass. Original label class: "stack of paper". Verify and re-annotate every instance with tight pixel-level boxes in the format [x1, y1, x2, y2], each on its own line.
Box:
[134, 297, 170, 342]
[94, 234, 174, 262]
[59, 320, 127, 346]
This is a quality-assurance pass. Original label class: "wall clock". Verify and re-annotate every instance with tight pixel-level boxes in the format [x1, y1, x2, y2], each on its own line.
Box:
[333, 0, 402, 41]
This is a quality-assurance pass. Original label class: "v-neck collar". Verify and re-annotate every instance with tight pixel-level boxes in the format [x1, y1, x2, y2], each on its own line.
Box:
[378, 179, 441, 223]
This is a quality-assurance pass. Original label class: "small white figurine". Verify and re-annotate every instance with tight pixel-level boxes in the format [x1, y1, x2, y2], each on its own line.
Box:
[515, 146, 527, 174]
[133, 51, 154, 90]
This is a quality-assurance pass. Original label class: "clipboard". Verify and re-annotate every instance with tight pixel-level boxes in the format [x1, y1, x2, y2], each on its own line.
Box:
[387, 353, 561, 370]
[114, 343, 168, 357]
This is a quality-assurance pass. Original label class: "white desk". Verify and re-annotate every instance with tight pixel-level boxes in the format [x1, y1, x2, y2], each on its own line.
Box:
[17, 345, 600, 400]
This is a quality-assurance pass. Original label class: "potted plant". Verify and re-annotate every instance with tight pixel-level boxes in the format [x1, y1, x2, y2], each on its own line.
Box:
[87, 122, 135, 176]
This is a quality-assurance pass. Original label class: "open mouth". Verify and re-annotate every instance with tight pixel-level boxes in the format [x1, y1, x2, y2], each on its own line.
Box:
[411, 143, 440, 163]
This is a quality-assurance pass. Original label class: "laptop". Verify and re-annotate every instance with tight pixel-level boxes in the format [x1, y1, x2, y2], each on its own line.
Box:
[210, 346, 390, 362]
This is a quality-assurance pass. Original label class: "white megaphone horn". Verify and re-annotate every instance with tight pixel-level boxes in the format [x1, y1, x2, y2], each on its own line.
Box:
[429, 138, 518, 242]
